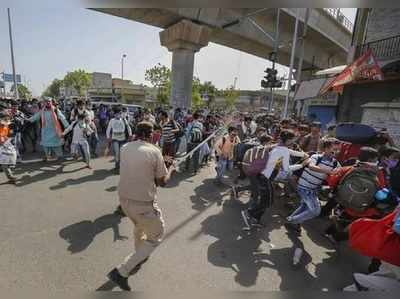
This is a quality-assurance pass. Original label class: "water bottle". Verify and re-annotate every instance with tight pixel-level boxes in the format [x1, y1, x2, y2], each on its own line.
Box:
[293, 248, 303, 266]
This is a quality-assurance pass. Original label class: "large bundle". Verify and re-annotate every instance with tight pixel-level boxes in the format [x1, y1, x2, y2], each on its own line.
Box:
[233, 140, 259, 162]
[335, 166, 379, 212]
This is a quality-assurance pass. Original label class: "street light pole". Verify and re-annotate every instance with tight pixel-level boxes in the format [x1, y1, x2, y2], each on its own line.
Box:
[283, 8, 300, 119]
[269, 8, 280, 113]
[7, 8, 19, 100]
[121, 54, 126, 80]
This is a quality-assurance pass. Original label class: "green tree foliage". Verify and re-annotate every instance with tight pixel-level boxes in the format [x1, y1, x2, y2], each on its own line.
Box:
[145, 63, 171, 105]
[63, 69, 91, 96]
[11, 83, 32, 100]
[42, 79, 63, 98]
[191, 77, 204, 110]
[223, 85, 239, 110]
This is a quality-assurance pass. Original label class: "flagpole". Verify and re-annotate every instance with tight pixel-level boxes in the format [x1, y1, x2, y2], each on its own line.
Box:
[7, 8, 19, 100]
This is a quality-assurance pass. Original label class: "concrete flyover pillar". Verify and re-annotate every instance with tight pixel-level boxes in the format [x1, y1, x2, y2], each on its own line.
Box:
[160, 20, 210, 109]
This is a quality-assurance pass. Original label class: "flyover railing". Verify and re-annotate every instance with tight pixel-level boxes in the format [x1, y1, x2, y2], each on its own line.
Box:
[322, 8, 353, 33]
[356, 34, 400, 60]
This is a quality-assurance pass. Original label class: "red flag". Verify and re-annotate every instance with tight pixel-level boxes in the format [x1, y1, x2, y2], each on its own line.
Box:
[320, 49, 384, 95]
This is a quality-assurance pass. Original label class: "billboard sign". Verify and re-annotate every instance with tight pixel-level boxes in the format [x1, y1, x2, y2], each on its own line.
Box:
[1, 73, 21, 83]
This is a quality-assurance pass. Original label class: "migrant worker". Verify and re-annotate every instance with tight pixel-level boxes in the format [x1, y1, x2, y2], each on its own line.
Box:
[28, 98, 69, 161]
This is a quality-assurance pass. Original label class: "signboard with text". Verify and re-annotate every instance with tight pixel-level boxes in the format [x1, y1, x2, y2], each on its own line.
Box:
[1, 73, 21, 83]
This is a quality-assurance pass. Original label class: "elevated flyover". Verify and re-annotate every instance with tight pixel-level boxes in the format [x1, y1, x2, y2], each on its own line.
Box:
[93, 8, 353, 108]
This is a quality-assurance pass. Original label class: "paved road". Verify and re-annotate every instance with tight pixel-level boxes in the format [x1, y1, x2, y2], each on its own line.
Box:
[0, 156, 369, 291]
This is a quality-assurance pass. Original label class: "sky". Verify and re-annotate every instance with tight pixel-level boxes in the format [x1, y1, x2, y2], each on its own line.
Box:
[0, 4, 357, 97]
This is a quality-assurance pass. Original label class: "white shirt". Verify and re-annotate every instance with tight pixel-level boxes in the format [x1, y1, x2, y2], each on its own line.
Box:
[63, 121, 92, 144]
[106, 118, 132, 141]
[86, 110, 95, 122]
[262, 145, 305, 179]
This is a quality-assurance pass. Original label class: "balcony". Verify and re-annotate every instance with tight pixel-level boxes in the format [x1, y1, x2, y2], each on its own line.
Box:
[322, 8, 353, 32]
[356, 34, 400, 60]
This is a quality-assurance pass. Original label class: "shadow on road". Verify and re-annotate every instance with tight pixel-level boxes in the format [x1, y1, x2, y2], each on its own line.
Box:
[13, 160, 90, 187]
[96, 280, 116, 291]
[189, 178, 231, 210]
[50, 169, 115, 190]
[59, 213, 127, 254]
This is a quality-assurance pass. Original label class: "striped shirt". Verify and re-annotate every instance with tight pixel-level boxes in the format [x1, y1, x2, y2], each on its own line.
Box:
[298, 154, 340, 190]
[161, 120, 177, 144]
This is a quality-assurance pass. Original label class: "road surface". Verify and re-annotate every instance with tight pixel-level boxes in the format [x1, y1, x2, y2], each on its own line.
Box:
[0, 156, 369, 291]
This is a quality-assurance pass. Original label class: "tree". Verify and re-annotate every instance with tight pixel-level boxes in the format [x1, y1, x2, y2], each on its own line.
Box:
[11, 83, 31, 100]
[63, 69, 91, 96]
[42, 78, 63, 98]
[223, 85, 240, 110]
[191, 76, 204, 110]
[145, 63, 171, 105]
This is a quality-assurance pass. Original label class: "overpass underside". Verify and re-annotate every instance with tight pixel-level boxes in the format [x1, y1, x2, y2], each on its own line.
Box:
[93, 8, 352, 108]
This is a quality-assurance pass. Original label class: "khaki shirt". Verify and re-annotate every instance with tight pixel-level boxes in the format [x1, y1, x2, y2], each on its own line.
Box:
[118, 140, 168, 202]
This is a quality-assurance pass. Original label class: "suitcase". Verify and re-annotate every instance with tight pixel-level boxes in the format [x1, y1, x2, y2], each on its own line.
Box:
[336, 123, 377, 144]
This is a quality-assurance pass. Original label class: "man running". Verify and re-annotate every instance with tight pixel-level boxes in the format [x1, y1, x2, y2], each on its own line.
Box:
[107, 121, 175, 291]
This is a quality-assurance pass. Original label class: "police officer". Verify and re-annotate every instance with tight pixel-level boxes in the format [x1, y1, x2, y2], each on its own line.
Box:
[107, 121, 175, 291]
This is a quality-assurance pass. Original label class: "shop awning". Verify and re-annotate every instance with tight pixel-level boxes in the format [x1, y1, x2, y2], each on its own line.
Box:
[294, 78, 333, 101]
[314, 65, 347, 76]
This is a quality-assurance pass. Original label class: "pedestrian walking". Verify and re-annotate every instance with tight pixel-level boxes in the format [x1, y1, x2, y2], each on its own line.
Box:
[106, 107, 132, 171]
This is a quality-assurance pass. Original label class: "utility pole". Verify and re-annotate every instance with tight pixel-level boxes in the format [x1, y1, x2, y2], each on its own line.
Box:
[283, 8, 300, 119]
[121, 54, 126, 80]
[295, 8, 310, 117]
[7, 8, 19, 100]
[269, 8, 280, 113]
[121, 54, 126, 102]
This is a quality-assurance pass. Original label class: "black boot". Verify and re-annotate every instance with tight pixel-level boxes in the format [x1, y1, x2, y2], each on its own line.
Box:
[107, 268, 131, 291]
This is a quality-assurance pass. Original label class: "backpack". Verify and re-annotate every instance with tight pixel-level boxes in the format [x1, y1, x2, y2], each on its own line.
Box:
[190, 123, 203, 143]
[242, 145, 270, 177]
[123, 118, 130, 140]
[336, 165, 380, 213]
[174, 121, 184, 138]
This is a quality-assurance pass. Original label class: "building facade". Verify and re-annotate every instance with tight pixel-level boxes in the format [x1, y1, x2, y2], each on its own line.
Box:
[335, 8, 400, 144]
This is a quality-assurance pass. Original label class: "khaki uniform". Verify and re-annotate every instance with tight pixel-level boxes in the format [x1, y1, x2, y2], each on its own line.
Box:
[116, 140, 168, 278]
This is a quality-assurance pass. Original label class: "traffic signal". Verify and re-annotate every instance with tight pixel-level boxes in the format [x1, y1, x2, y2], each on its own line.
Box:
[261, 67, 282, 88]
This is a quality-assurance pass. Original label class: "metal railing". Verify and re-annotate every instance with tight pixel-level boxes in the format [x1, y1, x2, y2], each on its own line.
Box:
[323, 8, 353, 32]
[357, 34, 400, 59]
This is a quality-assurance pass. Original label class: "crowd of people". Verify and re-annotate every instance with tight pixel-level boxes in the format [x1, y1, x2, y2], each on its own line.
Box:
[0, 97, 225, 180]
[1, 96, 400, 291]
[214, 113, 400, 291]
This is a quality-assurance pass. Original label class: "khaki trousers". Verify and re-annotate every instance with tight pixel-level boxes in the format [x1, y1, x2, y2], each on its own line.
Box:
[117, 197, 165, 277]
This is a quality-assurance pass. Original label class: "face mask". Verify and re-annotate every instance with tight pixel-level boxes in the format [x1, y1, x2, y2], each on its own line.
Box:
[386, 159, 398, 169]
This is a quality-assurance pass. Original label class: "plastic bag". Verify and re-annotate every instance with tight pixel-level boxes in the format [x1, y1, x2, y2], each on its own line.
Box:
[349, 209, 400, 266]
[0, 140, 17, 165]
